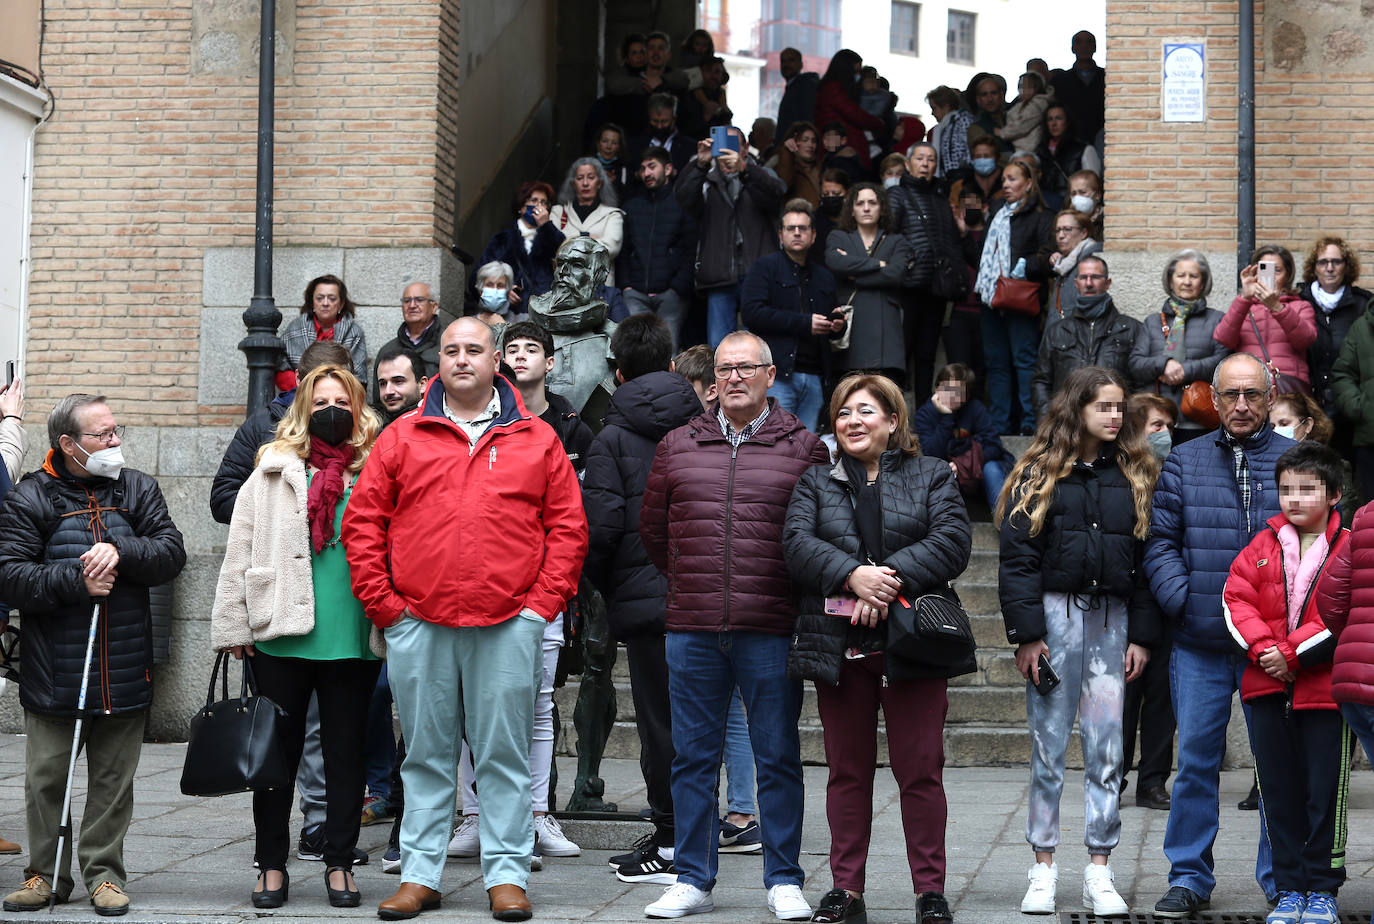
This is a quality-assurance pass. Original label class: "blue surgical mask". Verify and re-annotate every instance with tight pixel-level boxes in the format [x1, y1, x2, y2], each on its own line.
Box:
[1273, 424, 1297, 441]
[1146, 429, 1172, 462]
[972, 157, 998, 177]
[1071, 194, 1095, 214]
[480, 288, 509, 312]
[883, 176, 901, 189]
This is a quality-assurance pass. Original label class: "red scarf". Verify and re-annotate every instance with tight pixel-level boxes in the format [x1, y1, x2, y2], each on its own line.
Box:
[306, 437, 355, 554]
[313, 318, 336, 341]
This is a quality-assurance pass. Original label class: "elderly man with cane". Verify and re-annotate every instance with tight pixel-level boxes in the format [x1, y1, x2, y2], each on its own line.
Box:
[0, 394, 186, 916]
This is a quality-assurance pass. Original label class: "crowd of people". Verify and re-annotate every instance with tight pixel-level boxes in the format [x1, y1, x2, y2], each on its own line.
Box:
[3, 24, 1374, 924]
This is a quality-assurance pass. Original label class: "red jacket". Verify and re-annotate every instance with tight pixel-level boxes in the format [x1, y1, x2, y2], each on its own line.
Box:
[813, 80, 886, 171]
[640, 401, 829, 636]
[341, 375, 587, 630]
[1318, 499, 1374, 705]
[1223, 511, 1347, 710]
[1213, 294, 1318, 387]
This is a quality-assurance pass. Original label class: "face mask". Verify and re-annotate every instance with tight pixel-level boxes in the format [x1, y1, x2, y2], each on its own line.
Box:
[72, 442, 125, 480]
[883, 176, 901, 189]
[1146, 429, 1172, 462]
[963, 208, 983, 227]
[597, 153, 617, 167]
[309, 405, 354, 447]
[972, 157, 998, 177]
[820, 195, 843, 217]
[480, 288, 508, 312]
[1273, 424, 1297, 441]
[1071, 194, 1095, 214]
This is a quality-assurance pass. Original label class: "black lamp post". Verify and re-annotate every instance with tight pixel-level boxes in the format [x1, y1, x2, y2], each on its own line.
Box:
[238, 0, 283, 416]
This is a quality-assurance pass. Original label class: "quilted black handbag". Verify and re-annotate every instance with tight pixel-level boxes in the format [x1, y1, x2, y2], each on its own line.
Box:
[180, 652, 292, 797]
[886, 586, 976, 672]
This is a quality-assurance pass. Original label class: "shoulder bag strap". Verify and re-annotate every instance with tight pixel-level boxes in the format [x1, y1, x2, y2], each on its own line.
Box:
[1247, 312, 1282, 379]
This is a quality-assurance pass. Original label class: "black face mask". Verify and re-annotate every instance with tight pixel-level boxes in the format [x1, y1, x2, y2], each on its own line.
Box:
[963, 208, 984, 227]
[820, 195, 844, 217]
[309, 405, 354, 446]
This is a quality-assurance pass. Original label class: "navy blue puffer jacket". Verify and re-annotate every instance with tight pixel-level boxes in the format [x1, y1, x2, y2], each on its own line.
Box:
[1146, 424, 1294, 652]
[618, 184, 696, 297]
[581, 372, 705, 640]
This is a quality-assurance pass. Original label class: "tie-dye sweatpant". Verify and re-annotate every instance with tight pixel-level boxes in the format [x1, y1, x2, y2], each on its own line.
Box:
[1025, 590, 1129, 854]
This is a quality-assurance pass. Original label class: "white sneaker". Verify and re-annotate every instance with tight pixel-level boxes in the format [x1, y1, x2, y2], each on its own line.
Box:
[1020, 862, 1058, 914]
[767, 884, 812, 921]
[645, 882, 714, 919]
[534, 813, 581, 857]
[1082, 863, 1128, 916]
[446, 815, 479, 858]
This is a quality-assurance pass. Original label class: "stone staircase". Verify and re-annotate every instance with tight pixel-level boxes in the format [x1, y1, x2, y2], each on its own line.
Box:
[553, 514, 1064, 770]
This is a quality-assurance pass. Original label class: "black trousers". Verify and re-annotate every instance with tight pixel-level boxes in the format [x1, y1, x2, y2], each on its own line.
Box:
[942, 306, 985, 398]
[1123, 643, 1175, 790]
[251, 651, 382, 869]
[904, 289, 947, 407]
[1357, 446, 1374, 506]
[625, 634, 675, 846]
[1249, 694, 1353, 894]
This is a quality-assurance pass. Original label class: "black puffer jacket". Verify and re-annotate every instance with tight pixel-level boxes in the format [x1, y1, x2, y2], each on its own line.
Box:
[1030, 300, 1141, 418]
[998, 446, 1160, 648]
[783, 451, 973, 684]
[0, 453, 187, 716]
[540, 390, 595, 473]
[1301, 281, 1372, 416]
[887, 174, 964, 293]
[209, 393, 291, 524]
[582, 371, 705, 640]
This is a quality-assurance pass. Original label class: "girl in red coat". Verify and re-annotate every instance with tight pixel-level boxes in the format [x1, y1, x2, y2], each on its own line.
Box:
[1222, 441, 1352, 924]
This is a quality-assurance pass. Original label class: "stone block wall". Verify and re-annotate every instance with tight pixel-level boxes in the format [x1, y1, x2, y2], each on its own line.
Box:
[1104, 0, 1373, 315]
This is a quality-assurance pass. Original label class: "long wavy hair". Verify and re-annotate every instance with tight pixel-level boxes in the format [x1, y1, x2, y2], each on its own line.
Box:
[837, 182, 894, 232]
[995, 366, 1158, 539]
[557, 157, 619, 208]
[260, 364, 381, 475]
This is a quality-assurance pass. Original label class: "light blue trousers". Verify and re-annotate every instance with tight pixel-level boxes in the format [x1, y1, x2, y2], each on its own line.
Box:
[385, 612, 544, 890]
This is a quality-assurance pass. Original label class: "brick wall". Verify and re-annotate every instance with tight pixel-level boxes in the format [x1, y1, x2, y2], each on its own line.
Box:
[1106, 0, 1374, 292]
[25, 0, 455, 425]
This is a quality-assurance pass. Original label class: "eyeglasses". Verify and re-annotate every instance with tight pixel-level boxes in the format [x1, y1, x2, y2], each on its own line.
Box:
[402, 296, 433, 306]
[714, 363, 769, 380]
[1216, 389, 1267, 405]
[81, 426, 125, 445]
[1316, 258, 1345, 267]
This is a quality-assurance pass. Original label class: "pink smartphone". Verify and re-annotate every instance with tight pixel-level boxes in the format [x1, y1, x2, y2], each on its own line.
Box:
[1258, 260, 1276, 290]
[824, 596, 858, 617]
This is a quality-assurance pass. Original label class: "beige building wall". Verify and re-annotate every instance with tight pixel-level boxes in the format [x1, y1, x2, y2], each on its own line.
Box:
[1105, 0, 1373, 311]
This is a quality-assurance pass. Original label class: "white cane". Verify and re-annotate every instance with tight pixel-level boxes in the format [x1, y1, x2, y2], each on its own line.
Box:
[49, 602, 101, 911]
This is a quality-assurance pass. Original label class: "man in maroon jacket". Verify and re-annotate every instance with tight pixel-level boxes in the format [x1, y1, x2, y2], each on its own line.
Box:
[639, 331, 829, 921]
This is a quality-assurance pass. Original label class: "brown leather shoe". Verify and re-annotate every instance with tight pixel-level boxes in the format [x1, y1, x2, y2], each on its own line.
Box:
[488, 883, 532, 921]
[377, 882, 441, 920]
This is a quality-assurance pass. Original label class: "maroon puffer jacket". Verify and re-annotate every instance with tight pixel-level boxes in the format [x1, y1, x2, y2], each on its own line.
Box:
[1318, 499, 1374, 705]
[640, 401, 829, 636]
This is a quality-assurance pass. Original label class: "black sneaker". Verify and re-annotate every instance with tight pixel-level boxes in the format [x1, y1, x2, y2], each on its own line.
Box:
[297, 825, 324, 861]
[609, 832, 656, 871]
[918, 891, 952, 924]
[1155, 886, 1209, 918]
[614, 851, 678, 885]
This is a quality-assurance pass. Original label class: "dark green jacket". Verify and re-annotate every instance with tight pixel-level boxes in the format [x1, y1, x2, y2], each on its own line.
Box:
[1332, 300, 1374, 445]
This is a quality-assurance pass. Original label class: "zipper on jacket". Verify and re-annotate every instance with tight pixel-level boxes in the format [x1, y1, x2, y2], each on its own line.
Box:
[723, 442, 740, 627]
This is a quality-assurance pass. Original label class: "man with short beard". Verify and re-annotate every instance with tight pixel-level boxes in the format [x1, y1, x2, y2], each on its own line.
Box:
[373, 346, 428, 425]
[620, 147, 695, 350]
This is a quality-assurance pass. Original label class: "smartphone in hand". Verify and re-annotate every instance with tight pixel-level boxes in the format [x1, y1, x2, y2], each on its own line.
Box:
[710, 125, 740, 157]
[1034, 653, 1061, 696]
[1257, 259, 1277, 291]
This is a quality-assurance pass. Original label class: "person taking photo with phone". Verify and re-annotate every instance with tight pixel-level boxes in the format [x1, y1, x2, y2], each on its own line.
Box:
[1214, 245, 1317, 395]
[995, 366, 1161, 917]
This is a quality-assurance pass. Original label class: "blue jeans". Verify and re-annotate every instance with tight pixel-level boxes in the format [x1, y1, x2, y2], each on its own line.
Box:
[706, 285, 741, 349]
[666, 630, 804, 892]
[767, 372, 824, 433]
[623, 288, 689, 352]
[722, 688, 756, 815]
[1166, 644, 1274, 900]
[363, 664, 395, 801]
[980, 306, 1039, 433]
[1340, 702, 1374, 765]
[981, 459, 1007, 508]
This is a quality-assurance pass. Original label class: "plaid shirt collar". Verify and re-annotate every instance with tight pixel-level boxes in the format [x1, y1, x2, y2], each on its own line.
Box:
[717, 402, 771, 449]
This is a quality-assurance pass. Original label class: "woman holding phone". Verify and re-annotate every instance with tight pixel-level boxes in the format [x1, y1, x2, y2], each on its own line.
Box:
[784, 373, 972, 924]
[1213, 244, 1318, 394]
[995, 366, 1160, 916]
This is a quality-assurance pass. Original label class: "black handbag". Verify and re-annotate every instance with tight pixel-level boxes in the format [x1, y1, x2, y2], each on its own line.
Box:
[180, 651, 292, 797]
[886, 586, 976, 671]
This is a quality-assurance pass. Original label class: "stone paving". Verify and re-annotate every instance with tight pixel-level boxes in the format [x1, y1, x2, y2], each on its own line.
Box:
[0, 735, 1372, 923]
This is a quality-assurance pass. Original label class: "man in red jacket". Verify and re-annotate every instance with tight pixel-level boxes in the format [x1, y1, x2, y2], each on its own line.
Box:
[639, 331, 829, 921]
[342, 317, 587, 922]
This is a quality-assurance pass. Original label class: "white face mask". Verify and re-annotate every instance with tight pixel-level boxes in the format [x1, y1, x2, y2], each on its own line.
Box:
[883, 175, 901, 188]
[1273, 424, 1297, 441]
[72, 441, 125, 480]
[1071, 194, 1096, 214]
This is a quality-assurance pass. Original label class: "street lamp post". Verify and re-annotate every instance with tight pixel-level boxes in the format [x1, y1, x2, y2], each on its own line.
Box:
[238, 0, 283, 416]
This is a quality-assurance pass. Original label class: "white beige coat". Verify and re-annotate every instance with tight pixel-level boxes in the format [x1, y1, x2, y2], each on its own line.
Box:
[210, 446, 383, 656]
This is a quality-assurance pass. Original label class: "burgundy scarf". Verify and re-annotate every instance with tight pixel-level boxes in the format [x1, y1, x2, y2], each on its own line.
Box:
[306, 437, 355, 553]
